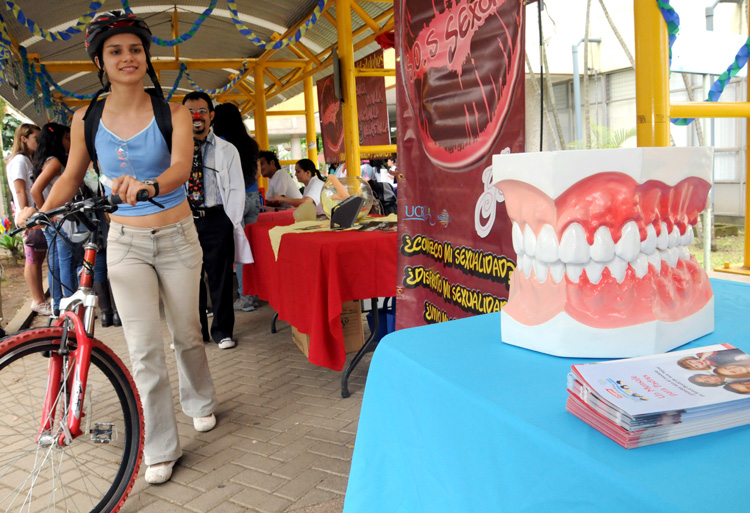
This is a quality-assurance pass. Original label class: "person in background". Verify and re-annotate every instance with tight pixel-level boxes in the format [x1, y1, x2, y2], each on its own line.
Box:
[360, 160, 375, 181]
[31, 123, 73, 316]
[6, 123, 50, 316]
[259, 150, 302, 210]
[183, 91, 253, 349]
[270, 158, 326, 215]
[212, 102, 260, 313]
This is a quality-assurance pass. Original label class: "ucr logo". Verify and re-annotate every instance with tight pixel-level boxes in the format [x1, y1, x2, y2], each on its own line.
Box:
[404, 205, 437, 225]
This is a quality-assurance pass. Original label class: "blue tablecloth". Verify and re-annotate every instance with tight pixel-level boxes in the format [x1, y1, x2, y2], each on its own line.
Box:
[344, 279, 750, 513]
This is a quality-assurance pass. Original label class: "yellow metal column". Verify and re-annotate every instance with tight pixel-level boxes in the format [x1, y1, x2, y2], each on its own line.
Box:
[303, 64, 319, 167]
[634, 0, 670, 147]
[335, 0, 361, 176]
[254, 65, 269, 192]
[254, 66, 269, 150]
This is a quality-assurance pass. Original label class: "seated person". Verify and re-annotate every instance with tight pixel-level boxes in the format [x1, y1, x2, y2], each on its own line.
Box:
[270, 158, 325, 215]
[259, 150, 302, 210]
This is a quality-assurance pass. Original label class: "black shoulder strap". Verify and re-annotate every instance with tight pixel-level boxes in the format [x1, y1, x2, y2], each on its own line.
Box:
[147, 90, 172, 153]
[84, 98, 107, 176]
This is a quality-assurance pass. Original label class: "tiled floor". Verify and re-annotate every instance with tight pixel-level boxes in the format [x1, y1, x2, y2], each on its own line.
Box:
[31, 303, 371, 513]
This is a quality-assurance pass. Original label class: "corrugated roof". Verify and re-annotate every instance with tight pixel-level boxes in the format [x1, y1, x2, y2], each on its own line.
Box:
[0, 0, 393, 123]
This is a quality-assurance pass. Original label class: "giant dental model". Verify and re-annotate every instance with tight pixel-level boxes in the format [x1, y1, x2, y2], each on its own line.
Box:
[492, 148, 714, 358]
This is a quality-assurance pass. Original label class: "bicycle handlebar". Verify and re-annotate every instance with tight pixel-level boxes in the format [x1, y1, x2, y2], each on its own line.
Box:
[8, 193, 139, 237]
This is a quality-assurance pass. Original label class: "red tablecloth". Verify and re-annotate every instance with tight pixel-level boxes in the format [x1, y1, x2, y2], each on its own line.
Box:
[243, 223, 398, 370]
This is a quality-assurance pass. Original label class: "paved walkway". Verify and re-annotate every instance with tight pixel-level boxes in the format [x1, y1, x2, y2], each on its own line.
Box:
[24, 270, 750, 512]
[29, 303, 370, 513]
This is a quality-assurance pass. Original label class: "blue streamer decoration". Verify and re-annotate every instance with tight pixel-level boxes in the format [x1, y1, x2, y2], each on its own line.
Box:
[656, 0, 750, 126]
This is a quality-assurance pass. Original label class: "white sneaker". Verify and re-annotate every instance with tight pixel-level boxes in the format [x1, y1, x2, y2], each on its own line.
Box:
[144, 460, 176, 484]
[193, 413, 216, 432]
[31, 301, 53, 316]
[218, 337, 236, 349]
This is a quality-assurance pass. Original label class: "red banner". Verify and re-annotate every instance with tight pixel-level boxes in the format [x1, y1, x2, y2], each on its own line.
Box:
[395, 0, 525, 328]
[317, 50, 391, 164]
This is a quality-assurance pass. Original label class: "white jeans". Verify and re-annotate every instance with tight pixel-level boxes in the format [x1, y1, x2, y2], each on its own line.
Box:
[108, 216, 216, 465]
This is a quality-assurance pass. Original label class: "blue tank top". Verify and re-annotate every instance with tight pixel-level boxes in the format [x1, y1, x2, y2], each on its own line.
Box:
[96, 117, 185, 216]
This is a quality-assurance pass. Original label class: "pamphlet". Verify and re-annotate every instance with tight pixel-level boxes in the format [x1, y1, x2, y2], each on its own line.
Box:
[566, 344, 750, 448]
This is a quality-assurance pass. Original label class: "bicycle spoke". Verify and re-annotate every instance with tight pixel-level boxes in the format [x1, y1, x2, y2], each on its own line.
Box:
[0, 332, 142, 513]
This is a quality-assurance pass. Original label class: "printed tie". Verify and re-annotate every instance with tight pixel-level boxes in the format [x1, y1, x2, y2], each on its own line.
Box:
[188, 139, 205, 206]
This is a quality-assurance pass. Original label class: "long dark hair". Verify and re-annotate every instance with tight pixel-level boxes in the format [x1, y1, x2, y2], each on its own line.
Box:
[31, 123, 69, 181]
[296, 158, 323, 181]
[213, 103, 260, 189]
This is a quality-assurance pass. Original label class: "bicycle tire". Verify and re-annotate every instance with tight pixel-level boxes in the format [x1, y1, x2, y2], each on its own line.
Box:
[0, 327, 144, 513]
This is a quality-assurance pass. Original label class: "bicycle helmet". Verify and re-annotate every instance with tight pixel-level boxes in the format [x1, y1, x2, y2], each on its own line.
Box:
[85, 11, 152, 65]
[82, 10, 164, 114]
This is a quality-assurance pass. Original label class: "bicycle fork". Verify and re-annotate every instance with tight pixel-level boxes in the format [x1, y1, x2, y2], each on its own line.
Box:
[36, 305, 98, 447]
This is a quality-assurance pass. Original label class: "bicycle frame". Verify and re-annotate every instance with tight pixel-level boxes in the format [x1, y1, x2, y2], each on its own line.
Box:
[36, 240, 101, 447]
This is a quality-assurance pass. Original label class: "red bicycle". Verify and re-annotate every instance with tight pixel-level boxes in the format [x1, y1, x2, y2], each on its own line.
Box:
[0, 194, 144, 513]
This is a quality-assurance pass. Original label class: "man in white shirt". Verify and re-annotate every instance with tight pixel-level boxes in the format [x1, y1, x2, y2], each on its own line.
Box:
[259, 151, 302, 210]
[183, 92, 253, 350]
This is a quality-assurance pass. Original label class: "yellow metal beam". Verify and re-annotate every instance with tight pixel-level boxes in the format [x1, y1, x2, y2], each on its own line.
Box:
[38, 58, 307, 73]
[360, 144, 397, 154]
[267, 110, 307, 116]
[336, 0, 360, 175]
[351, 1, 381, 33]
[322, 10, 337, 26]
[293, 42, 322, 66]
[304, 64, 319, 165]
[258, 0, 333, 65]
[354, 68, 396, 77]
[670, 102, 750, 119]
[634, 0, 670, 147]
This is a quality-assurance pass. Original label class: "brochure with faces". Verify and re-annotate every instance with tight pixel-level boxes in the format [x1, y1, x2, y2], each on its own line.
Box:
[566, 344, 750, 448]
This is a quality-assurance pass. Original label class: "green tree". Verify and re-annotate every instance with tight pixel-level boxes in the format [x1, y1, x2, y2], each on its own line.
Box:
[568, 123, 637, 150]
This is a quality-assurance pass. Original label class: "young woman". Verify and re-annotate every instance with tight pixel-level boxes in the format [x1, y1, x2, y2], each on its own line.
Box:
[270, 158, 326, 215]
[6, 122, 50, 315]
[31, 123, 73, 315]
[212, 102, 261, 312]
[17, 11, 217, 485]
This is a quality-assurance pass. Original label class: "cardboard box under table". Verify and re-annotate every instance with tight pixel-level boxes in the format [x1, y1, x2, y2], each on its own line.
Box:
[292, 300, 364, 357]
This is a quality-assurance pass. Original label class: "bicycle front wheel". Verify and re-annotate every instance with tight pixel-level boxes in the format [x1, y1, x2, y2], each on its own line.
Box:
[0, 327, 144, 513]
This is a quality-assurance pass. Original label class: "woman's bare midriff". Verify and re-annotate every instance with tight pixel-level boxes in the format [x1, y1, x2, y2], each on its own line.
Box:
[110, 199, 192, 228]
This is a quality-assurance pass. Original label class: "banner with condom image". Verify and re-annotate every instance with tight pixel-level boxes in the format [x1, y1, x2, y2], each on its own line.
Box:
[395, 0, 526, 329]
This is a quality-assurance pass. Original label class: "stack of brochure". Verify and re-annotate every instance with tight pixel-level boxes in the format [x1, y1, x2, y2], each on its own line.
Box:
[567, 344, 750, 448]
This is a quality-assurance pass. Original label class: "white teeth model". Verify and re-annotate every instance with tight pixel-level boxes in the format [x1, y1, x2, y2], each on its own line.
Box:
[607, 256, 628, 284]
[512, 222, 524, 255]
[615, 221, 640, 262]
[585, 261, 605, 284]
[641, 224, 657, 255]
[590, 226, 615, 263]
[668, 225, 680, 248]
[522, 253, 533, 278]
[523, 224, 536, 256]
[680, 225, 694, 246]
[549, 261, 566, 283]
[513, 221, 696, 283]
[533, 259, 548, 283]
[631, 253, 649, 279]
[535, 225, 558, 263]
[647, 251, 662, 273]
[657, 222, 669, 250]
[566, 263, 584, 283]
[559, 223, 589, 264]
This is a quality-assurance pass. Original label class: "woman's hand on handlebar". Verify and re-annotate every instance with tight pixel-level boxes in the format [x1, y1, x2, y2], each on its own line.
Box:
[111, 175, 153, 206]
[14, 206, 39, 229]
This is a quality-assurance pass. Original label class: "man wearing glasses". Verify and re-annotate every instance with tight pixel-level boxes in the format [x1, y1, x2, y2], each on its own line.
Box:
[182, 91, 252, 350]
